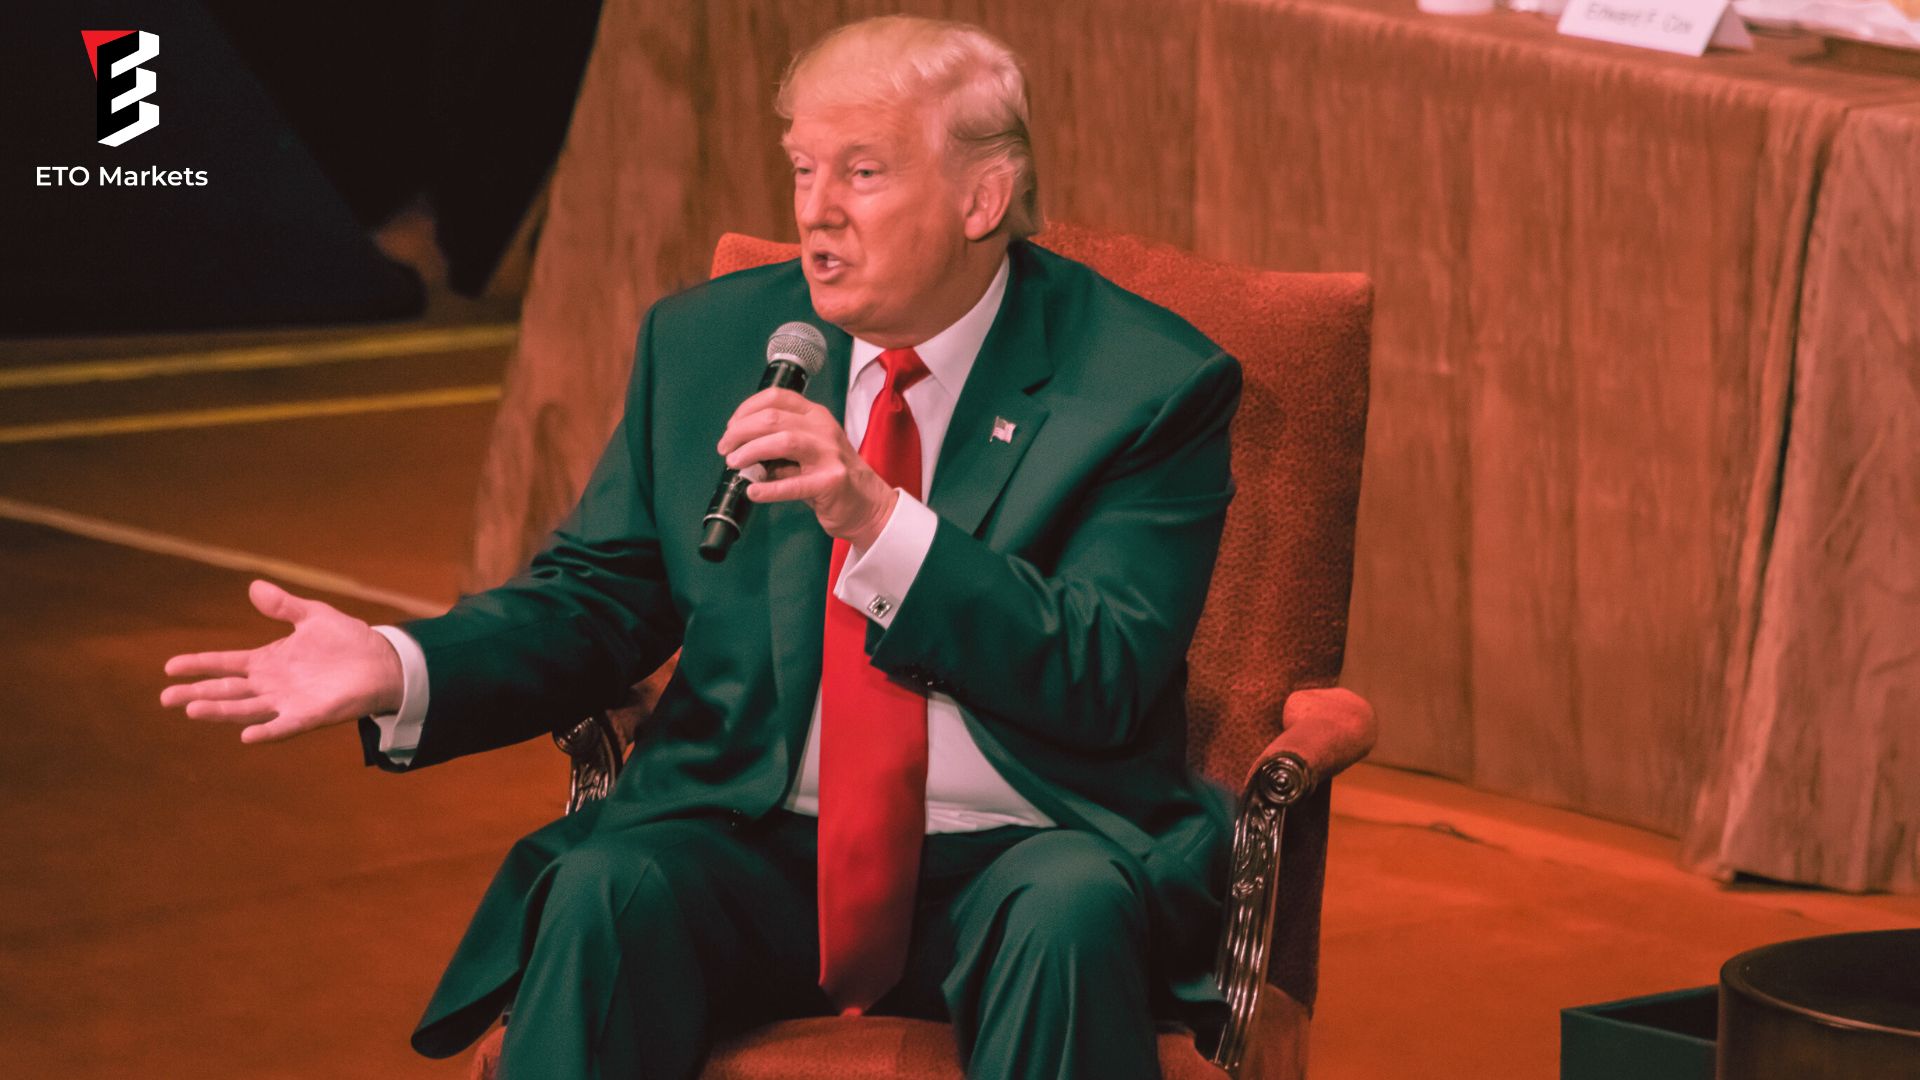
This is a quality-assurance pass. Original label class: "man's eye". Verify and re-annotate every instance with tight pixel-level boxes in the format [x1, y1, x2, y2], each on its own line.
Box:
[852, 168, 878, 180]
[793, 165, 813, 178]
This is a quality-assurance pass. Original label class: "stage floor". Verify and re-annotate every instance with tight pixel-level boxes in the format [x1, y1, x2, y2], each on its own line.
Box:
[2, 318, 1914, 1079]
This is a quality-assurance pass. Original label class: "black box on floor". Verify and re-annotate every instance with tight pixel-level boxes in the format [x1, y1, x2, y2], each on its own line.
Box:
[1561, 986, 1716, 1080]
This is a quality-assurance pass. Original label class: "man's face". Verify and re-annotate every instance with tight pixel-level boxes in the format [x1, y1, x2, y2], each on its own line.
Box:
[784, 101, 973, 346]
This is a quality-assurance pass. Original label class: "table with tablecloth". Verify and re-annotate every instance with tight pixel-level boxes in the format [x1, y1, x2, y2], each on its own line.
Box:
[460, 0, 1920, 892]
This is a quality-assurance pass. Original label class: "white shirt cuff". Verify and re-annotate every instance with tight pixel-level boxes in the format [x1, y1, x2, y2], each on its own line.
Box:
[368, 625, 429, 765]
[833, 491, 937, 628]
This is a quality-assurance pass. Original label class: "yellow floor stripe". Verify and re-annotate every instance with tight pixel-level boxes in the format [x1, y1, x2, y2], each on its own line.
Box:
[0, 323, 517, 390]
[0, 385, 502, 444]
[0, 496, 442, 617]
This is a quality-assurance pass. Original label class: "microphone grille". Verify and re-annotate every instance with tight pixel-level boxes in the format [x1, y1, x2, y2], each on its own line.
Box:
[766, 321, 828, 376]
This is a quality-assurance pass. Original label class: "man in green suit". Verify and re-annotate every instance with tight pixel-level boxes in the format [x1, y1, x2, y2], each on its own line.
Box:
[162, 15, 1240, 1079]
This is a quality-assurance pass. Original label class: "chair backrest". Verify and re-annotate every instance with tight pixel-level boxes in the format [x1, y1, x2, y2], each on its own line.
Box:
[713, 225, 1372, 787]
[533, 218, 1361, 1080]
[716, 228, 1371, 1016]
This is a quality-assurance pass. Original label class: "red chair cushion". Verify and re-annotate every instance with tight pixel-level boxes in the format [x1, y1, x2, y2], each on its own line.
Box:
[467, 1019, 1229, 1080]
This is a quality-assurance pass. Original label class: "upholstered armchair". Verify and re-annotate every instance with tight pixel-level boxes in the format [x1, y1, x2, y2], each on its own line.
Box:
[476, 225, 1375, 1079]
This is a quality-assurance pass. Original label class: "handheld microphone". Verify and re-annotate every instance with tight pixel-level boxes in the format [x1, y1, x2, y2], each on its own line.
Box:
[699, 321, 829, 562]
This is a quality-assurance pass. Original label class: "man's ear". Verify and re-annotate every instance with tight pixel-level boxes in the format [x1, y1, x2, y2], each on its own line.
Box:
[961, 162, 1016, 241]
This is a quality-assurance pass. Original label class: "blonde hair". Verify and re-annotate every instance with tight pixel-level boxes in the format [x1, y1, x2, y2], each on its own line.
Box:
[775, 16, 1043, 240]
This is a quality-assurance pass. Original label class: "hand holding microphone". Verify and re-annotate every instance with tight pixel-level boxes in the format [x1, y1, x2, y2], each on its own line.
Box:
[703, 322, 900, 562]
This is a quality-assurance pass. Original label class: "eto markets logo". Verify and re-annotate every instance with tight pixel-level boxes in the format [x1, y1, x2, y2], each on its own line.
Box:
[35, 30, 208, 188]
[84, 30, 160, 147]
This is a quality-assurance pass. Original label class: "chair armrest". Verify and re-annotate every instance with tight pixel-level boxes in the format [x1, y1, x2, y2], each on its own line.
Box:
[554, 711, 626, 814]
[1248, 687, 1377, 790]
[553, 655, 680, 814]
[1211, 687, 1375, 1077]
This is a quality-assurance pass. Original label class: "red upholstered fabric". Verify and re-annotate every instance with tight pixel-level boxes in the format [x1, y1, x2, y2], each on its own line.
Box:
[469, 1019, 1228, 1080]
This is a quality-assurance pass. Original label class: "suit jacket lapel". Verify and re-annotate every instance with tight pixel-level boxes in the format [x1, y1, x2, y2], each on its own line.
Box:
[929, 246, 1053, 535]
[764, 316, 851, 734]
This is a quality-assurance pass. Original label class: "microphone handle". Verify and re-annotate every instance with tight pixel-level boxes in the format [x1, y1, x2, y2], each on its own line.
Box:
[757, 359, 811, 394]
[699, 360, 813, 562]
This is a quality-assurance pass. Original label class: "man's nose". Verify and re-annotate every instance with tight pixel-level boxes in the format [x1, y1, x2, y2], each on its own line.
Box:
[796, 175, 845, 230]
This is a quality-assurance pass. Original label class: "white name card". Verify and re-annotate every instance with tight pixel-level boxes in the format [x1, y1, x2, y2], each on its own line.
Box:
[1558, 0, 1754, 56]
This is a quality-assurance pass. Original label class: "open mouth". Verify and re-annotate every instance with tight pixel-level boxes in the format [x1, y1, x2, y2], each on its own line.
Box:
[810, 250, 846, 278]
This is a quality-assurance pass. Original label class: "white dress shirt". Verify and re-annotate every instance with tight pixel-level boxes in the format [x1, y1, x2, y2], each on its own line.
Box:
[371, 255, 1052, 833]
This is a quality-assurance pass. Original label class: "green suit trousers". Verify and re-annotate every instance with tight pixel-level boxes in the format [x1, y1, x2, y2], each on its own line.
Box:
[496, 809, 1163, 1080]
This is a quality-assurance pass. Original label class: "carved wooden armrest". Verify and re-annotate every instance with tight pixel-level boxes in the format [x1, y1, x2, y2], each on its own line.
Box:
[1210, 687, 1376, 1075]
[553, 656, 679, 814]
[554, 710, 628, 814]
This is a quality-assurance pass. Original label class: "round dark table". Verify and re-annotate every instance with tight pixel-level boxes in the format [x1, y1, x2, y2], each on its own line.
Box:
[1720, 929, 1920, 1080]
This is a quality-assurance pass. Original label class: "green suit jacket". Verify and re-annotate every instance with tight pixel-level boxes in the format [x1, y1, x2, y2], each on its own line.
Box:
[374, 240, 1243, 1056]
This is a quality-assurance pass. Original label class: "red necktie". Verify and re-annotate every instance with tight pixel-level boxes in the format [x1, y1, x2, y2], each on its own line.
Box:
[817, 346, 931, 1015]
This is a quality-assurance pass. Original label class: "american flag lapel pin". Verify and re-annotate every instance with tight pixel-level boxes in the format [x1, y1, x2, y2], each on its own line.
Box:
[991, 416, 1016, 444]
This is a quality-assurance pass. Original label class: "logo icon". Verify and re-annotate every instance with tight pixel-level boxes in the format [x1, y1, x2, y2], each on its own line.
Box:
[83, 30, 159, 147]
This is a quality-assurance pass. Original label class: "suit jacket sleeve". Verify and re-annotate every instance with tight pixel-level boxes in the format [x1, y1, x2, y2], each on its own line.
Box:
[866, 349, 1240, 753]
[367, 306, 685, 770]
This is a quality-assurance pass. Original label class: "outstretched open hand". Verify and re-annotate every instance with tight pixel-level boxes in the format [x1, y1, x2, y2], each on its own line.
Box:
[160, 580, 404, 745]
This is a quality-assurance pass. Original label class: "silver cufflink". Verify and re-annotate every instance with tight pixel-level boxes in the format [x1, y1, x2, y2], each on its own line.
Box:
[866, 596, 894, 618]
